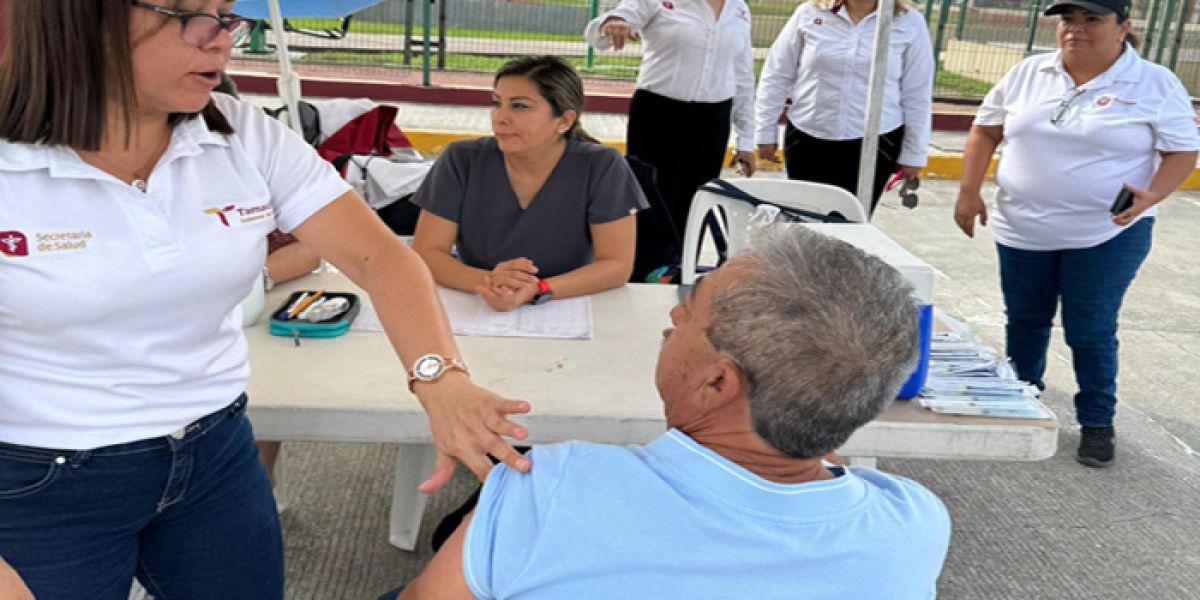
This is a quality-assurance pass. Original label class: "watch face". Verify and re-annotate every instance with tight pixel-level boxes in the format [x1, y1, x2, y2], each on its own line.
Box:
[414, 355, 444, 379]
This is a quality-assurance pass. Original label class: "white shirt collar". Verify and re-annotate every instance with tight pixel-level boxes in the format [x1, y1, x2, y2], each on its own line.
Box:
[1040, 42, 1143, 88]
[0, 108, 230, 178]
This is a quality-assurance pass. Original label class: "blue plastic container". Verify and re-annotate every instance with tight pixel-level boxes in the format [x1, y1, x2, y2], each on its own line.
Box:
[897, 303, 933, 400]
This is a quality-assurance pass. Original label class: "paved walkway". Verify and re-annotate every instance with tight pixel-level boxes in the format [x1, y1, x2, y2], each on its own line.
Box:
[235, 94, 1112, 186]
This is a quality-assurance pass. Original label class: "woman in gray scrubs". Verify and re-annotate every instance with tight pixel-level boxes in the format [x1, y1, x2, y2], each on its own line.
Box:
[411, 56, 648, 312]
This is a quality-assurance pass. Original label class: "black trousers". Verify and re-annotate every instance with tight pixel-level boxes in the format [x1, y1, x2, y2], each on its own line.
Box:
[627, 89, 732, 269]
[783, 122, 905, 217]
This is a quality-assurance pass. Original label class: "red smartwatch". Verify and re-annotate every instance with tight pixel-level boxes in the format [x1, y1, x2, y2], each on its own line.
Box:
[530, 278, 554, 305]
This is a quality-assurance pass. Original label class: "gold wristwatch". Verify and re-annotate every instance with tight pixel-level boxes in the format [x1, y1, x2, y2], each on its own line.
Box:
[407, 353, 469, 392]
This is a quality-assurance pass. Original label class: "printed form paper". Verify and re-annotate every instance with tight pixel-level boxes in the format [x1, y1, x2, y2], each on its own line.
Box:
[352, 288, 593, 340]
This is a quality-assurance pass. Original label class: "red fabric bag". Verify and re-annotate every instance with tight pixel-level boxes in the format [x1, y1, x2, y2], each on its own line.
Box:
[315, 105, 412, 171]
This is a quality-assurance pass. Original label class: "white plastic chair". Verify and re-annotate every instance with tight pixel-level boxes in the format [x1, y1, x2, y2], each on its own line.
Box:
[679, 179, 866, 285]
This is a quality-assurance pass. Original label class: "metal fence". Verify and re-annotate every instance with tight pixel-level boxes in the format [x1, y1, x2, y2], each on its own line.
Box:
[231, 0, 1200, 99]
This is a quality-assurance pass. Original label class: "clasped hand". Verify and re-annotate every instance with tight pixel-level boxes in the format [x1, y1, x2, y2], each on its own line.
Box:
[600, 17, 638, 51]
[475, 258, 540, 312]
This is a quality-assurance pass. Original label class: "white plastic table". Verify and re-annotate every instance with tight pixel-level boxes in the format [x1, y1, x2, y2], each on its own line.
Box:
[247, 274, 1056, 551]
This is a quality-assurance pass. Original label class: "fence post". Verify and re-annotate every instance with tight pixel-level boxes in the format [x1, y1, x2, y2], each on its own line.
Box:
[924, 0, 936, 20]
[1145, 0, 1163, 56]
[1024, 0, 1043, 55]
[954, 0, 969, 40]
[246, 20, 270, 54]
[1154, 0, 1176, 63]
[933, 0, 953, 66]
[404, 0, 414, 66]
[1167, 0, 1189, 70]
[422, 0, 431, 86]
[438, 0, 446, 70]
[587, 0, 599, 69]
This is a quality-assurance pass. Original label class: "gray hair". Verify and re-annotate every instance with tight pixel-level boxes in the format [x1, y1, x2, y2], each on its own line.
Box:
[706, 226, 919, 459]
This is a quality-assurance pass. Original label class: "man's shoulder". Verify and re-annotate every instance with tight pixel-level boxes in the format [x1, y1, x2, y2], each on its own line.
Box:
[487, 440, 652, 496]
[528, 440, 646, 475]
[851, 467, 951, 527]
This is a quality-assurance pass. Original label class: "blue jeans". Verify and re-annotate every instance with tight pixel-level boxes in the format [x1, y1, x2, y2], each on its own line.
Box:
[996, 218, 1154, 428]
[0, 395, 283, 600]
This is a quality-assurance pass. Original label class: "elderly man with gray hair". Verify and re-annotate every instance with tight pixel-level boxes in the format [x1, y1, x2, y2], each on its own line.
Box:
[384, 226, 951, 600]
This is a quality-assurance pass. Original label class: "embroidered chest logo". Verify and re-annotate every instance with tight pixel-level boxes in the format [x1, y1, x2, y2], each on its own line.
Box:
[204, 204, 237, 227]
[35, 230, 93, 254]
[0, 231, 29, 257]
[204, 203, 273, 228]
[661, 1, 674, 9]
[813, 18, 823, 25]
[1096, 95, 1113, 107]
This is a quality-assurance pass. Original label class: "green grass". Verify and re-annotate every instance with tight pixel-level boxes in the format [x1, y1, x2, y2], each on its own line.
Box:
[934, 61, 994, 97]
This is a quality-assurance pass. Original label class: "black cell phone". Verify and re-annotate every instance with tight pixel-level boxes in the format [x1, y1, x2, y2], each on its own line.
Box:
[1110, 187, 1134, 215]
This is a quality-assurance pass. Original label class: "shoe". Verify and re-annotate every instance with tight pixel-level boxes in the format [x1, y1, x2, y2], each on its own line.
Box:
[1076, 426, 1116, 468]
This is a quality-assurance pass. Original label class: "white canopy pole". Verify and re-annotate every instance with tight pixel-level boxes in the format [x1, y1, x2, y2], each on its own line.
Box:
[855, 0, 896, 219]
[268, 0, 304, 134]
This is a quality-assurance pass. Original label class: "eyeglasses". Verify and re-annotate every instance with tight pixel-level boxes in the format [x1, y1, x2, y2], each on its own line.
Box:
[1051, 87, 1087, 125]
[130, 1, 251, 48]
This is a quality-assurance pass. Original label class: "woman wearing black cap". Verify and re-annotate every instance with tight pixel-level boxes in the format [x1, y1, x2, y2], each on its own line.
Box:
[955, 0, 1199, 468]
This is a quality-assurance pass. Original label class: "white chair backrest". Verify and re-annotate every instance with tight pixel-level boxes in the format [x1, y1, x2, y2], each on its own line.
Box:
[679, 179, 866, 285]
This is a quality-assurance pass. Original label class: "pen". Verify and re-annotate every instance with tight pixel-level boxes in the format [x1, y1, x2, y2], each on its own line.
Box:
[297, 297, 327, 321]
[280, 292, 310, 320]
[286, 290, 324, 320]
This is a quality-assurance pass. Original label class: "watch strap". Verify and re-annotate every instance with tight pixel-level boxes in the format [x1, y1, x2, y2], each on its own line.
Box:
[406, 355, 470, 393]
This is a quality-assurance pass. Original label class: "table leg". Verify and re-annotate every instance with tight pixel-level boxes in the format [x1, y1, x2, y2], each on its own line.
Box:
[845, 456, 877, 469]
[389, 443, 437, 551]
[273, 442, 289, 513]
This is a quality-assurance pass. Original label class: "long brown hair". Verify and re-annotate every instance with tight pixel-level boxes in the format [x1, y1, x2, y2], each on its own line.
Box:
[0, 0, 231, 150]
[494, 56, 598, 144]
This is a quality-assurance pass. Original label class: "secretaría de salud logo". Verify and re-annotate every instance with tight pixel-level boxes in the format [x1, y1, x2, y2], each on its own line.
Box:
[0, 231, 29, 257]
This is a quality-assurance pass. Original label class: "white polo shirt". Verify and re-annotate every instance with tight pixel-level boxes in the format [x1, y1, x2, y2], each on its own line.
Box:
[755, 3, 934, 166]
[584, 0, 756, 151]
[0, 93, 350, 450]
[975, 45, 1200, 251]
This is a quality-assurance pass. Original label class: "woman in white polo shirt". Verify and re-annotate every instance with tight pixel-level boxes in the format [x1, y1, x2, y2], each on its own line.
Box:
[955, 0, 1199, 468]
[585, 0, 757, 277]
[0, 2, 532, 598]
[755, 0, 934, 215]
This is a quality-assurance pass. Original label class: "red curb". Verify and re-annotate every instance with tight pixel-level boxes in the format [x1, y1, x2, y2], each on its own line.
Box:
[229, 73, 977, 131]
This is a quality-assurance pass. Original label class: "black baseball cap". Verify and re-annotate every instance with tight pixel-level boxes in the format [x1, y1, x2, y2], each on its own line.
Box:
[1044, 0, 1132, 18]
